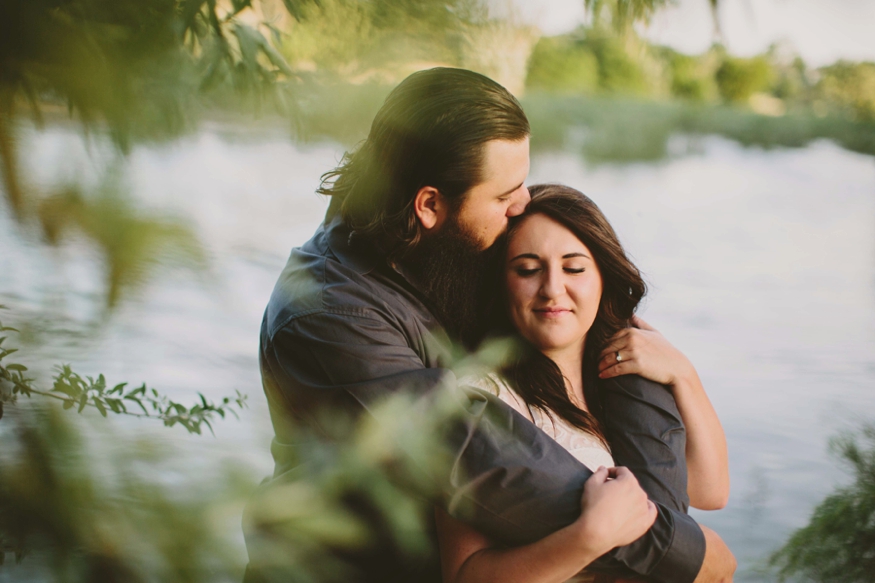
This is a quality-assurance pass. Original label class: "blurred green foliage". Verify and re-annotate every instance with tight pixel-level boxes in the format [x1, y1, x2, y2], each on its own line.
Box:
[279, 0, 487, 75]
[523, 94, 875, 163]
[524, 28, 654, 97]
[0, 405, 251, 581]
[770, 424, 875, 582]
[523, 26, 875, 128]
[0, 306, 247, 433]
[35, 171, 207, 308]
[714, 55, 774, 103]
[526, 37, 600, 95]
[817, 61, 875, 122]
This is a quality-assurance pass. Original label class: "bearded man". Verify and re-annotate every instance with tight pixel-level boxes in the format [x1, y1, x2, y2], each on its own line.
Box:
[244, 68, 734, 583]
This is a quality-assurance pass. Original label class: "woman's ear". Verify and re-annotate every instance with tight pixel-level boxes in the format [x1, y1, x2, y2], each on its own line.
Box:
[413, 186, 448, 232]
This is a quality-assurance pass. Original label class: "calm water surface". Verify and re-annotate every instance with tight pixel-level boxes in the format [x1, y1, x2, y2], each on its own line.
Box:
[2, 124, 874, 581]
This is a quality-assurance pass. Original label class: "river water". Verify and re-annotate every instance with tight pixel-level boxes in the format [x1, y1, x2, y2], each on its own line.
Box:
[2, 123, 874, 581]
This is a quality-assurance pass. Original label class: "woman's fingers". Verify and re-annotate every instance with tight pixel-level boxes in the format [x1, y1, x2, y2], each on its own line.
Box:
[631, 315, 656, 331]
[579, 465, 656, 552]
[599, 361, 637, 379]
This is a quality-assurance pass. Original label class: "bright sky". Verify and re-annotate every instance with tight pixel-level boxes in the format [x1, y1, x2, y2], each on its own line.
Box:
[509, 0, 875, 66]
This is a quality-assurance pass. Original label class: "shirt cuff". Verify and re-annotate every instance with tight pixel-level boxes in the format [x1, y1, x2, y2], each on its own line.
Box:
[648, 509, 706, 583]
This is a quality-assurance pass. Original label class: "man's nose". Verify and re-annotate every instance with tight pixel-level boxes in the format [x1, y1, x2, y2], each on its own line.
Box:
[506, 186, 531, 217]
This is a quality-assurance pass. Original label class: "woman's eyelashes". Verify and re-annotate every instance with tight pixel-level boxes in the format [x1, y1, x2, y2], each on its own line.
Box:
[511, 264, 587, 277]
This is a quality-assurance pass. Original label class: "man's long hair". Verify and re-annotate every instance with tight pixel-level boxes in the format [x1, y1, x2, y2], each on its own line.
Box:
[318, 68, 529, 260]
[500, 184, 647, 446]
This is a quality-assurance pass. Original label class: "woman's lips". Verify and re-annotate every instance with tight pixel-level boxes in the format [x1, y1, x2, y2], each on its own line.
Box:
[533, 307, 571, 318]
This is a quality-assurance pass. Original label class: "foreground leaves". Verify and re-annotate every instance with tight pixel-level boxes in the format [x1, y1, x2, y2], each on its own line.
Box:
[0, 306, 246, 435]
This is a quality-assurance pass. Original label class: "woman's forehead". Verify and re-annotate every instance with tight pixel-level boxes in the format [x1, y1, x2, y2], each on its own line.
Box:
[508, 213, 588, 253]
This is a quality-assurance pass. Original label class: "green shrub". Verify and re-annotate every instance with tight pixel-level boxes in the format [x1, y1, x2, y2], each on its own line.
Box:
[668, 52, 717, 102]
[816, 61, 875, 122]
[715, 55, 774, 103]
[770, 424, 875, 582]
[525, 37, 599, 94]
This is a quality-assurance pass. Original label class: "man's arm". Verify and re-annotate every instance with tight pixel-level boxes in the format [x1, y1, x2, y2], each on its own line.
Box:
[262, 311, 706, 582]
[601, 375, 735, 582]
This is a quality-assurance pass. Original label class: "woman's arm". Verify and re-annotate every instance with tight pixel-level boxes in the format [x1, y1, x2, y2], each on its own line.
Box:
[436, 466, 657, 583]
[597, 316, 730, 510]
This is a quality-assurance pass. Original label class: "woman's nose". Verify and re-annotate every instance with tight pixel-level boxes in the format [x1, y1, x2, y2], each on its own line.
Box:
[539, 268, 564, 298]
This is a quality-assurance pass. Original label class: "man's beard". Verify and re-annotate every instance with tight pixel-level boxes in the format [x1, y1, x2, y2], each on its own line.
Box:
[401, 217, 504, 350]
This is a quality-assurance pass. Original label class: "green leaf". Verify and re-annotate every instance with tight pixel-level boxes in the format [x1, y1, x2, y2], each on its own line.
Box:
[124, 395, 149, 415]
[62, 399, 75, 410]
[5, 364, 27, 372]
[106, 398, 123, 413]
[78, 393, 88, 413]
[0, 326, 19, 333]
[110, 382, 127, 395]
[93, 398, 108, 417]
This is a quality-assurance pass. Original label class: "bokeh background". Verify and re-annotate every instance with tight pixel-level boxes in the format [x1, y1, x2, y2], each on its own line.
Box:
[2, 1, 874, 581]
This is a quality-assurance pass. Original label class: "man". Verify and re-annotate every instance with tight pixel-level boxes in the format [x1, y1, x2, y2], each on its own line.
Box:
[245, 67, 735, 582]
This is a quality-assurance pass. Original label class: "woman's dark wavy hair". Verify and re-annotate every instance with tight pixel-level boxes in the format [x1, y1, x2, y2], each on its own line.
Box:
[500, 184, 647, 446]
[318, 67, 529, 260]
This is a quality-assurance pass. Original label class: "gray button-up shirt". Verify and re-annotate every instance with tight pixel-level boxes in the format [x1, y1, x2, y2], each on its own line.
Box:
[257, 210, 706, 582]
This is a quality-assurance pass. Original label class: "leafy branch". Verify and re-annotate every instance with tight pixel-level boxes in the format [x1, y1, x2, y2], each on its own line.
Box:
[0, 308, 246, 435]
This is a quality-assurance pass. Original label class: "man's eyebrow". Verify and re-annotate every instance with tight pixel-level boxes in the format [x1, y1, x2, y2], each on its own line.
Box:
[498, 182, 524, 197]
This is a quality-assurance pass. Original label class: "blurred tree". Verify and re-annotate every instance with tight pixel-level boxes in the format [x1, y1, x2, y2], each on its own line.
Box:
[0, 0, 317, 219]
[770, 424, 875, 582]
[816, 61, 875, 122]
[715, 54, 774, 104]
[665, 50, 719, 103]
[525, 36, 600, 94]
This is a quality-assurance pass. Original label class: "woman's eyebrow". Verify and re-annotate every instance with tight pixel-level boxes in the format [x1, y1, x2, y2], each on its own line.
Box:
[563, 252, 590, 259]
[509, 252, 539, 262]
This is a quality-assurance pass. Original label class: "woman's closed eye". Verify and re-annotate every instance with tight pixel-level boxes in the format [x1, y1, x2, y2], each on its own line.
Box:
[513, 265, 587, 277]
[514, 266, 541, 277]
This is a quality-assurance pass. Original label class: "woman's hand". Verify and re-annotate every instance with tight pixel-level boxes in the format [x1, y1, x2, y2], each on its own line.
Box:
[597, 316, 695, 386]
[573, 466, 657, 557]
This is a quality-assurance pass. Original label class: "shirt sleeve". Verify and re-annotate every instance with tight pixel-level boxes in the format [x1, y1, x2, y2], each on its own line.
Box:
[261, 311, 705, 583]
[601, 374, 691, 513]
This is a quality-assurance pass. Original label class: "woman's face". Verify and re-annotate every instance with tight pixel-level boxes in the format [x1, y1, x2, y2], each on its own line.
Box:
[505, 213, 603, 357]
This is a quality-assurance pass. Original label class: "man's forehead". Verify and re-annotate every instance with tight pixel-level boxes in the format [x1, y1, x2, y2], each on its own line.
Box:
[480, 137, 530, 181]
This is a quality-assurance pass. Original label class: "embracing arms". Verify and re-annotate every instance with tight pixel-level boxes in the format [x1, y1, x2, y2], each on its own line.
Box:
[435, 467, 656, 583]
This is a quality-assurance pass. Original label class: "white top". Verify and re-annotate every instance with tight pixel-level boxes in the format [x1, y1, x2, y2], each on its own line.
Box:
[466, 373, 614, 472]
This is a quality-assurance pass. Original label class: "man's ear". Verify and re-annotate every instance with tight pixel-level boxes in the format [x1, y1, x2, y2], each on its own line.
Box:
[413, 186, 448, 232]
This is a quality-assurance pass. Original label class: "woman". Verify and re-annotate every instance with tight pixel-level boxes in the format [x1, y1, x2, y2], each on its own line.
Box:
[435, 184, 730, 583]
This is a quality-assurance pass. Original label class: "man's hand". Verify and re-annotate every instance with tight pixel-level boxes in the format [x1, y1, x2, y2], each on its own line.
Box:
[597, 316, 696, 386]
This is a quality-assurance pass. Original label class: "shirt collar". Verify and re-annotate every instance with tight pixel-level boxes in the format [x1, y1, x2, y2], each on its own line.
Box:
[324, 214, 380, 276]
